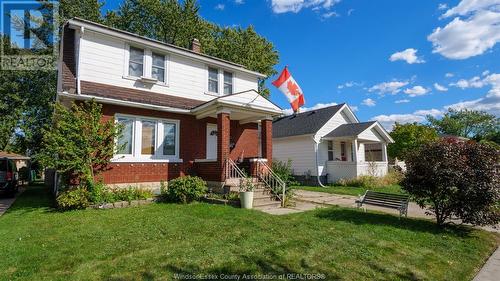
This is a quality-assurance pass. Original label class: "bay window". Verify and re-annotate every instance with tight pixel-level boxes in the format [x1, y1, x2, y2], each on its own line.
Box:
[114, 115, 180, 161]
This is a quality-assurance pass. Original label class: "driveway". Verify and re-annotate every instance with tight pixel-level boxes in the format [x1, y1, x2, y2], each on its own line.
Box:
[0, 188, 24, 216]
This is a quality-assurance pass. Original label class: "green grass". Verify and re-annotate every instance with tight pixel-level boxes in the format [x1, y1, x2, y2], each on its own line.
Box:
[292, 184, 404, 197]
[0, 184, 498, 281]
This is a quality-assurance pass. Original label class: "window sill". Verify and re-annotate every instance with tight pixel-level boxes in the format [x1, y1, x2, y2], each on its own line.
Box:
[194, 159, 217, 163]
[111, 157, 183, 163]
[122, 75, 169, 87]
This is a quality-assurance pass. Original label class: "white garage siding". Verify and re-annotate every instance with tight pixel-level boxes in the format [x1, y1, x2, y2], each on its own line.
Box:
[272, 136, 317, 176]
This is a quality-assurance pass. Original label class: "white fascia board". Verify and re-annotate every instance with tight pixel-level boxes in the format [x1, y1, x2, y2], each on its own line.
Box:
[57, 92, 191, 114]
[66, 19, 267, 79]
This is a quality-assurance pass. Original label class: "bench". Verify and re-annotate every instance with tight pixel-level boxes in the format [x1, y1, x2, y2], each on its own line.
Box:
[356, 191, 410, 217]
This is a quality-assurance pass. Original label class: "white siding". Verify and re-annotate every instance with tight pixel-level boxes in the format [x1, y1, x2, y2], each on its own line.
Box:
[78, 31, 258, 101]
[313, 108, 352, 141]
[273, 136, 317, 176]
[358, 127, 380, 142]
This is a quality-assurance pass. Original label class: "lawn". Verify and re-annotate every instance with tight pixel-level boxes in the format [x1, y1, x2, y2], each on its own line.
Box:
[0, 184, 498, 281]
[292, 184, 404, 197]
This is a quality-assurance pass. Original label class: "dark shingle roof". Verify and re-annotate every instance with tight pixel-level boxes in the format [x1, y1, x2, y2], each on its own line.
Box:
[324, 121, 376, 138]
[272, 104, 345, 138]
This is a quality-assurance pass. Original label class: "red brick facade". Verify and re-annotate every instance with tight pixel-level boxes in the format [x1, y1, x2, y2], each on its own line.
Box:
[261, 119, 273, 165]
[99, 104, 264, 184]
[61, 27, 76, 92]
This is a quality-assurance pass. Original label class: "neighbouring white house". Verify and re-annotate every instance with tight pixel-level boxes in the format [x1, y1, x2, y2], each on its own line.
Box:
[272, 104, 394, 185]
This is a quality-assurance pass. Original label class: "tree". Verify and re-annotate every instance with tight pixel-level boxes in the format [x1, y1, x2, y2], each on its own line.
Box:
[402, 138, 499, 226]
[427, 109, 500, 143]
[38, 100, 121, 186]
[387, 123, 438, 160]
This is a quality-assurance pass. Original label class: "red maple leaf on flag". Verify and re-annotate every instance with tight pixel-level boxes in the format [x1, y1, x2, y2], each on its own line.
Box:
[287, 80, 301, 97]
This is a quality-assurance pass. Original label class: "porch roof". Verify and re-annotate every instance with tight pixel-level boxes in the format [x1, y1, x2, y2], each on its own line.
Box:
[191, 90, 283, 121]
[323, 121, 394, 143]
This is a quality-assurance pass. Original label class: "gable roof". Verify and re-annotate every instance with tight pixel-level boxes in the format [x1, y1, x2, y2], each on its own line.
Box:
[0, 151, 30, 160]
[324, 122, 377, 138]
[272, 104, 345, 138]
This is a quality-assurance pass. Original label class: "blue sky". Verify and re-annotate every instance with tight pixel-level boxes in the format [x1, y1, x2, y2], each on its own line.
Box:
[101, 0, 500, 129]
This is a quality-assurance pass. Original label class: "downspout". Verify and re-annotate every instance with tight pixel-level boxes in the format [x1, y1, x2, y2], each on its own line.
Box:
[76, 26, 84, 95]
[313, 137, 326, 187]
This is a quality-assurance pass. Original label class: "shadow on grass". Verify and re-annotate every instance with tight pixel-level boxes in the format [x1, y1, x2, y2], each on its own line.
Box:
[160, 252, 338, 281]
[4, 183, 54, 215]
[314, 207, 472, 237]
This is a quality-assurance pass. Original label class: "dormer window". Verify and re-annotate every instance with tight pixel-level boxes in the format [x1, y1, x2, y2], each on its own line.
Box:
[128, 47, 144, 77]
[208, 67, 219, 93]
[224, 71, 233, 95]
[152, 53, 165, 82]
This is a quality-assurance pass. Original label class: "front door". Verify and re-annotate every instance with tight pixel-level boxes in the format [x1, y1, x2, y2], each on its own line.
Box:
[206, 124, 217, 160]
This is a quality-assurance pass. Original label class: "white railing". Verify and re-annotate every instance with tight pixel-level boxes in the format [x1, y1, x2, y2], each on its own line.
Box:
[225, 158, 246, 179]
[256, 160, 286, 207]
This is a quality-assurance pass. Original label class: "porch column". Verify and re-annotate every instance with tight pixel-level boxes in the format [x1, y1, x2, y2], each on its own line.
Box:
[382, 142, 388, 162]
[261, 118, 273, 165]
[217, 110, 230, 182]
[352, 139, 358, 162]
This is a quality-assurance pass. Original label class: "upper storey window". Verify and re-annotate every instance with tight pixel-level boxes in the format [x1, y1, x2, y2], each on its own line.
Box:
[128, 47, 144, 77]
[152, 53, 165, 82]
[223, 71, 233, 95]
[208, 67, 219, 93]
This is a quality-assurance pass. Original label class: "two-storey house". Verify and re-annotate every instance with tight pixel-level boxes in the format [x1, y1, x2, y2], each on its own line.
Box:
[57, 18, 282, 191]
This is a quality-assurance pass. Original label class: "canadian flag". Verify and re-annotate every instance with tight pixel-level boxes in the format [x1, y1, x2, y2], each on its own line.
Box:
[272, 66, 305, 113]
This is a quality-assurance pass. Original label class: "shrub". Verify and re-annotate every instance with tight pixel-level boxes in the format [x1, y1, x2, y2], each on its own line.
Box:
[56, 188, 90, 211]
[272, 159, 300, 186]
[335, 175, 379, 188]
[164, 176, 207, 203]
[379, 170, 404, 186]
[402, 138, 500, 226]
[112, 187, 153, 202]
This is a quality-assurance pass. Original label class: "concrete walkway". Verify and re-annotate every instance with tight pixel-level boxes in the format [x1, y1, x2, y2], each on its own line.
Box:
[474, 247, 500, 281]
[0, 188, 24, 216]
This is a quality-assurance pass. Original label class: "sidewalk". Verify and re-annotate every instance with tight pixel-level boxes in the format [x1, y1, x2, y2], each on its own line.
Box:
[0, 187, 24, 216]
[473, 247, 500, 281]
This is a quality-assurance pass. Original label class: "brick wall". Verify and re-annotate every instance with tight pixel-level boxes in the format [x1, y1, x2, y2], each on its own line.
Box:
[261, 119, 273, 164]
[99, 104, 260, 184]
[61, 26, 76, 91]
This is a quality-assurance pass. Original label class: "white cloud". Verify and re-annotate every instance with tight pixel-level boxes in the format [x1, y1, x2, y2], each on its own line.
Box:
[438, 3, 448, 10]
[347, 8, 355, 16]
[428, 1, 500, 60]
[271, 0, 340, 14]
[362, 98, 376, 107]
[368, 81, 409, 95]
[450, 76, 486, 89]
[434, 83, 449, 91]
[322, 11, 339, 19]
[350, 105, 358, 111]
[337, 81, 358, 89]
[234, 0, 245, 4]
[389, 48, 425, 64]
[282, 102, 338, 115]
[483, 70, 490, 76]
[445, 72, 454, 78]
[403, 86, 431, 97]
[372, 72, 500, 130]
[395, 99, 410, 104]
[215, 3, 225, 10]
[442, 0, 500, 18]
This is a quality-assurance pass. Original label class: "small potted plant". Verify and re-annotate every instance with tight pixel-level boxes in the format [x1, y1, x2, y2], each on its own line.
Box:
[239, 177, 255, 209]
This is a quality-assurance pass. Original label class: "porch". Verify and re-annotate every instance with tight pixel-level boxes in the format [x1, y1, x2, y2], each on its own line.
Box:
[191, 90, 282, 186]
[321, 121, 393, 183]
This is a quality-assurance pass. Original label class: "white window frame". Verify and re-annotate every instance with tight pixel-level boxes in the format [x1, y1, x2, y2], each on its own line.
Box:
[123, 43, 169, 86]
[327, 140, 334, 161]
[115, 116, 136, 158]
[151, 52, 168, 84]
[113, 114, 181, 163]
[206, 66, 236, 96]
[223, 70, 234, 95]
[126, 45, 145, 78]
